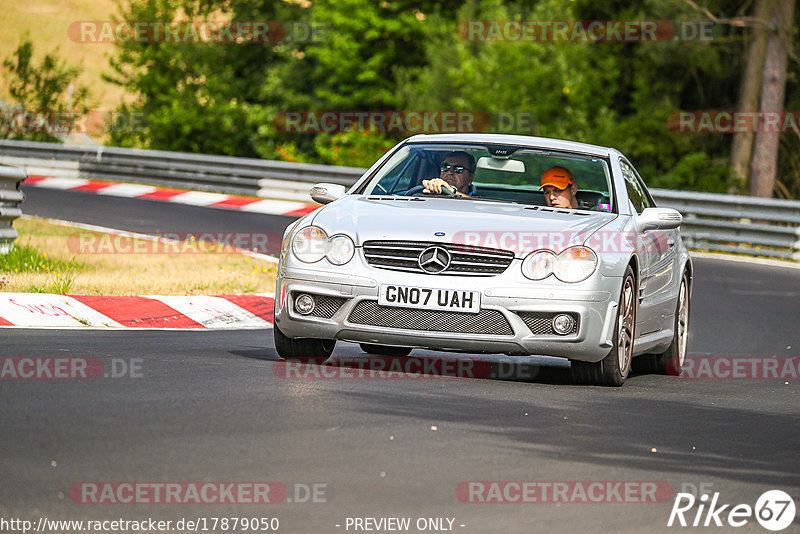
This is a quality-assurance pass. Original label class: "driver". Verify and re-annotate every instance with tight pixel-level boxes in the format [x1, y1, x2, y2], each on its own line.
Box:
[540, 166, 579, 209]
[422, 151, 476, 198]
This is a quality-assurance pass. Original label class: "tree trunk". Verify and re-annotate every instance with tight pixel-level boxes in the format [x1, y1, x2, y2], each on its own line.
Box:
[729, 0, 770, 193]
[749, 0, 796, 197]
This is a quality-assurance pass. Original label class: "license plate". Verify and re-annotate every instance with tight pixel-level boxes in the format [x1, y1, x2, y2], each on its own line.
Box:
[378, 284, 481, 314]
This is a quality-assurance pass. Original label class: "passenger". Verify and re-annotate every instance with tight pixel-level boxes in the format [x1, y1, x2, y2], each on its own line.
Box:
[540, 166, 579, 209]
[422, 151, 476, 198]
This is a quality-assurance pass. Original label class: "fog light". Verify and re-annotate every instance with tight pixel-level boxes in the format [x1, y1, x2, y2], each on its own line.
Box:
[552, 314, 575, 335]
[295, 294, 315, 315]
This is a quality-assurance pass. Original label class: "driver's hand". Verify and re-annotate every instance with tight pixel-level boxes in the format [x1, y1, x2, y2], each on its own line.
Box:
[423, 178, 455, 195]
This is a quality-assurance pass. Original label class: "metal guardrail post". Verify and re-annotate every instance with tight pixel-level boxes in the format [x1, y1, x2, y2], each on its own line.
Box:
[0, 164, 28, 254]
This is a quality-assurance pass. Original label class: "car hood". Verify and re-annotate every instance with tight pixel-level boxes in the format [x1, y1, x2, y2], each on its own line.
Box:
[310, 195, 617, 256]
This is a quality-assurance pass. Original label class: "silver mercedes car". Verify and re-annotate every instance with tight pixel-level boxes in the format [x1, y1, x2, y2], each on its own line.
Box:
[273, 134, 692, 386]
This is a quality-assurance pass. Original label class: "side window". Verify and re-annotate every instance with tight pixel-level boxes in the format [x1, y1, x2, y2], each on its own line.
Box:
[620, 160, 652, 214]
[635, 174, 656, 209]
[396, 155, 421, 191]
[376, 153, 420, 193]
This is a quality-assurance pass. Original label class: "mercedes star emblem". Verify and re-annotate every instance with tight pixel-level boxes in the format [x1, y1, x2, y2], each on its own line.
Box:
[418, 246, 451, 274]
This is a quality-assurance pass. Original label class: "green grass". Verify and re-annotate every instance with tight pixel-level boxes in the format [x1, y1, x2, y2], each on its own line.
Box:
[1, 242, 81, 274]
[1, 243, 82, 294]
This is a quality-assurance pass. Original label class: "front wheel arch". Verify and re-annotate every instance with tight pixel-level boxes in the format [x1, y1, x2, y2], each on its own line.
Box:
[571, 265, 636, 386]
[633, 270, 691, 376]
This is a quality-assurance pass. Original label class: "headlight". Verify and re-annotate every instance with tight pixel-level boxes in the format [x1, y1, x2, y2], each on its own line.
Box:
[290, 227, 356, 265]
[327, 235, 355, 265]
[553, 246, 597, 283]
[522, 250, 555, 280]
[291, 226, 329, 263]
[522, 247, 597, 283]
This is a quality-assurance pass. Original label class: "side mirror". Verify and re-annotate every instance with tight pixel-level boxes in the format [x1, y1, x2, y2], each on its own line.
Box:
[638, 207, 682, 230]
[310, 183, 346, 205]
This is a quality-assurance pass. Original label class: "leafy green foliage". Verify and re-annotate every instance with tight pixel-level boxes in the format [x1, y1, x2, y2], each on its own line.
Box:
[314, 131, 398, 168]
[104, 0, 799, 196]
[1, 39, 90, 142]
[649, 151, 732, 193]
[106, 0, 304, 156]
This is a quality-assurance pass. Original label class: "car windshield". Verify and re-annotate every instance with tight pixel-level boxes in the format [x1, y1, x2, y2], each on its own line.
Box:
[359, 142, 615, 212]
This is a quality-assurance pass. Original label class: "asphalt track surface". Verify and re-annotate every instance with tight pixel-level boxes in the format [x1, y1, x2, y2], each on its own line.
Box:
[2, 186, 799, 533]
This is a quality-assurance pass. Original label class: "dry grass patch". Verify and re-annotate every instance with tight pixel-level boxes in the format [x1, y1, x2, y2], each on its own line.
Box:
[1, 217, 277, 295]
[0, 0, 129, 112]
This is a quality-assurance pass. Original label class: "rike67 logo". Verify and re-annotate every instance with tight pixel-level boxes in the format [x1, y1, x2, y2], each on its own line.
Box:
[668, 490, 796, 531]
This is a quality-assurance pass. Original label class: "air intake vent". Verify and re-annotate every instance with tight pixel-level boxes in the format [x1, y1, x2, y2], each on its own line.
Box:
[348, 301, 514, 335]
[517, 312, 579, 335]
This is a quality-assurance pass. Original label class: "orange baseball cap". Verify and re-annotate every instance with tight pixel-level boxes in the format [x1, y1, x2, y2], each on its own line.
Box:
[540, 166, 574, 190]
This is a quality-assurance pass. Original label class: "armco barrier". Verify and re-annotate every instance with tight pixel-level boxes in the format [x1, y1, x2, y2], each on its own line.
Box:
[0, 164, 28, 254]
[2, 139, 799, 260]
[650, 190, 800, 261]
[0, 139, 364, 202]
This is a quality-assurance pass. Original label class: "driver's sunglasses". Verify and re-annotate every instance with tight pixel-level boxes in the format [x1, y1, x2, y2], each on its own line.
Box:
[440, 163, 469, 174]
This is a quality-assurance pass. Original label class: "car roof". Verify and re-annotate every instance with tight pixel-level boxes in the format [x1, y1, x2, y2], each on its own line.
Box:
[404, 133, 619, 159]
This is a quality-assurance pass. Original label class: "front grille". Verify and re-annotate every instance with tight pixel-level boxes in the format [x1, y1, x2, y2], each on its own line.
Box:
[347, 301, 514, 335]
[294, 293, 347, 319]
[362, 241, 514, 276]
[517, 312, 579, 335]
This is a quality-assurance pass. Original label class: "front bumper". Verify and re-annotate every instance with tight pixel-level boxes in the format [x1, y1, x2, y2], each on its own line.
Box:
[274, 260, 620, 363]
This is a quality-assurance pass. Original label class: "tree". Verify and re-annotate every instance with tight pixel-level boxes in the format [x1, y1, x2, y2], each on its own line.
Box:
[1, 39, 90, 142]
[399, 0, 746, 191]
[106, 0, 304, 156]
[749, 0, 796, 197]
[729, 0, 771, 192]
[101, 0, 800, 195]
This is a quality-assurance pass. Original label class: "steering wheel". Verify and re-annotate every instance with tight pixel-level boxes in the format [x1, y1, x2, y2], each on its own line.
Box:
[403, 183, 457, 197]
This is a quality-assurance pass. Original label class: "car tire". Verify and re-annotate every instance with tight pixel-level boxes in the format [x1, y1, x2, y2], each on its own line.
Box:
[273, 323, 335, 363]
[359, 343, 413, 357]
[571, 265, 636, 387]
[634, 272, 690, 376]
